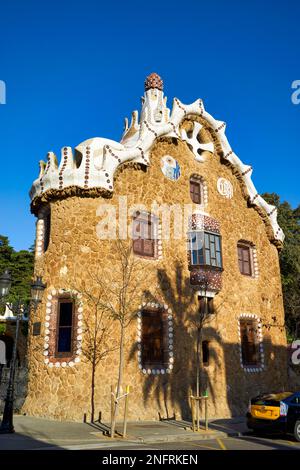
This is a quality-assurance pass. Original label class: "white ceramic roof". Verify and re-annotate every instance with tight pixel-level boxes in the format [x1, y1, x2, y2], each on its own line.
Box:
[29, 76, 284, 244]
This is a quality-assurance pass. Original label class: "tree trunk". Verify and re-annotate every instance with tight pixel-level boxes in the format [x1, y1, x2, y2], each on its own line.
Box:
[91, 357, 96, 423]
[195, 325, 202, 429]
[111, 323, 125, 438]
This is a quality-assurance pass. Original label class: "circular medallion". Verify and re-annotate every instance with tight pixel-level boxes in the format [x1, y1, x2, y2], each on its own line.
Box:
[160, 155, 181, 181]
[217, 177, 233, 199]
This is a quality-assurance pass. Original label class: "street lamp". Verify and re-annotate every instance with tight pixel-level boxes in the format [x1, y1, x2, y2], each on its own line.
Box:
[30, 276, 47, 313]
[0, 270, 46, 433]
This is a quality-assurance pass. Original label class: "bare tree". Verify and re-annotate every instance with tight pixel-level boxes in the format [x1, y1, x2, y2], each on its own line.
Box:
[188, 277, 219, 429]
[76, 280, 118, 423]
[89, 238, 156, 437]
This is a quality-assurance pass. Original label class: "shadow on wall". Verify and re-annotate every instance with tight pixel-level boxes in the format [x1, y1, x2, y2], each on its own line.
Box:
[129, 262, 289, 421]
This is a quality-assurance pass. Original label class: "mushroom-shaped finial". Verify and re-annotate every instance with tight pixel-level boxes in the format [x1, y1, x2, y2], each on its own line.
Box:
[144, 72, 163, 91]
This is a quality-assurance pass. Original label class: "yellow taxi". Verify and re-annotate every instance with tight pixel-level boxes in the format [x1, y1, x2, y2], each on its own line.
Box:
[247, 392, 300, 441]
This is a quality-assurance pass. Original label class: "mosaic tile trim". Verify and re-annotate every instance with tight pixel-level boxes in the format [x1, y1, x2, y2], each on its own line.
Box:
[35, 206, 49, 258]
[43, 289, 83, 368]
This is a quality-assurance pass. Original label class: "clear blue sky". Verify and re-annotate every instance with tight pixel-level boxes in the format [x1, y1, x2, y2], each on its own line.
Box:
[0, 0, 299, 251]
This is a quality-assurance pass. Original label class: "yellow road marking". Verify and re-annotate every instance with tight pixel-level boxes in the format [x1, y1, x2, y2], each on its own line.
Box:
[285, 440, 296, 446]
[216, 438, 227, 450]
[186, 441, 220, 451]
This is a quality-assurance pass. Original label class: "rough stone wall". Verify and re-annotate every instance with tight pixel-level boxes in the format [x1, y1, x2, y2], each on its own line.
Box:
[23, 121, 287, 422]
[0, 367, 28, 413]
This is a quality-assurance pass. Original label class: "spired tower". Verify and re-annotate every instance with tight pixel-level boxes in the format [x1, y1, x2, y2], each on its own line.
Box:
[24, 74, 287, 422]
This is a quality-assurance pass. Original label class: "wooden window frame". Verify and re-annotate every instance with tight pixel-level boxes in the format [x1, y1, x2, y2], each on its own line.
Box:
[132, 212, 158, 259]
[55, 298, 75, 359]
[189, 231, 223, 270]
[239, 319, 259, 366]
[190, 179, 202, 204]
[141, 308, 167, 367]
[237, 242, 253, 276]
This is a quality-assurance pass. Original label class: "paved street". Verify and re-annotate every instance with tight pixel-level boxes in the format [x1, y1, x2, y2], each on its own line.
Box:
[97, 435, 300, 451]
[3, 435, 298, 451]
[0, 415, 300, 450]
[1, 434, 300, 451]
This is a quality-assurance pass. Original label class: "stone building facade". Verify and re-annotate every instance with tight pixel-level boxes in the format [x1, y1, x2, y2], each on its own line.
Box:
[23, 74, 287, 422]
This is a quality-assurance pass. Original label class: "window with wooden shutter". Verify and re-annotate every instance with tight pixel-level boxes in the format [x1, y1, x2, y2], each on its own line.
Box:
[132, 212, 157, 258]
[141, 309, 165, 365]
[237, 243, 252, 276]
[190, 179, 202, 204]
[55, 299, 74, 358]
[239, 319, 259, 365]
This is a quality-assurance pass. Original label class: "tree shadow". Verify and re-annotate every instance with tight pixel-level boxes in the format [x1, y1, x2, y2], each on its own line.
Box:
[129, 261, 290, 422]
[129, 262, 224, 421]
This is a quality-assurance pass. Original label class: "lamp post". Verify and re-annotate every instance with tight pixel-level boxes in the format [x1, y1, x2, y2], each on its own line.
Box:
[0, 270, 46, 433]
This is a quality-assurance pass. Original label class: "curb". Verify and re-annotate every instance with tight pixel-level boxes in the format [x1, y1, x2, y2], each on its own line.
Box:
[121, 429, 244, 444]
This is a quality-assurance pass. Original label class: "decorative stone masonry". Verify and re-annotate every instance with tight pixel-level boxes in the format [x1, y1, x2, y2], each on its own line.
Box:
[136, 302, 174, 375]
[238, 313, 264, 372]
[43, 289, 82, 368]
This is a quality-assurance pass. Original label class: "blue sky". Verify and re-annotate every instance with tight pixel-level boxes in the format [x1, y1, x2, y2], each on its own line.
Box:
[0, 0, 299, 251]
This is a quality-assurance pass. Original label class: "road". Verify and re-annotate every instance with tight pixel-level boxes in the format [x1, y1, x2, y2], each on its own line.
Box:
[76, 435, 300, 451]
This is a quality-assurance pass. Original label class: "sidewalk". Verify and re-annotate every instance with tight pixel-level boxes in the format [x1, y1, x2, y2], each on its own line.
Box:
[0, 415, 249, 450]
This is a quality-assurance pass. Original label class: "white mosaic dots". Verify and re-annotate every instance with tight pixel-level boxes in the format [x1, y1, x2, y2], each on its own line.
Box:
[44, 289, 83, 368]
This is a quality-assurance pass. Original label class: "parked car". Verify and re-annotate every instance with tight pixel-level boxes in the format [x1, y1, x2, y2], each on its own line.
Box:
[247, 391, 300, 441]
